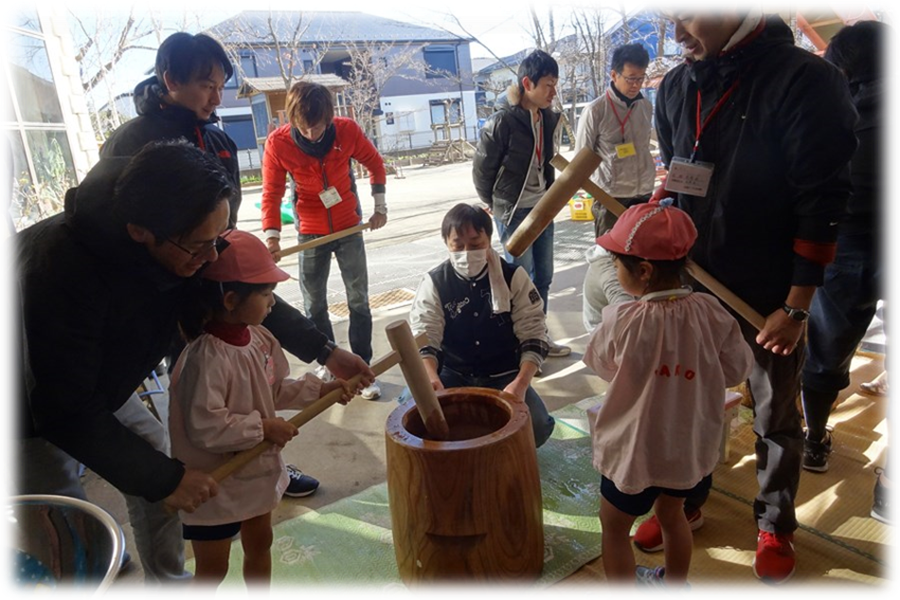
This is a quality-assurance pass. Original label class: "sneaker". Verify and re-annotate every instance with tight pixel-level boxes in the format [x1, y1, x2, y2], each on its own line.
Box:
[634, 567, 691, 598]
[752, 530, 796, 583]
[314, 365, 335, 383]
[283, 465, 320, 498]
[633, 508, 704, 553]
[547, 340, 571, 358]
[360, 380, 382, 401]
[871, 467, 891, 525]
[802, 430, 833, 473]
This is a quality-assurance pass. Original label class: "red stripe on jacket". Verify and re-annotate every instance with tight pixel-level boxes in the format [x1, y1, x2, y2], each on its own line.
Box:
[793, 238, 837, 266]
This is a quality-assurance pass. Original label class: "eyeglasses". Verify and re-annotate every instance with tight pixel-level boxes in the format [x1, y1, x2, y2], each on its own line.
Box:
[622, 75, 646, 86]
[166, 228, 233, 259]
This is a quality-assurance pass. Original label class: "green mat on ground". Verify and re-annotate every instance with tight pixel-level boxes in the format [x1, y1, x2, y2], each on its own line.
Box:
[187, 402, 603, 586]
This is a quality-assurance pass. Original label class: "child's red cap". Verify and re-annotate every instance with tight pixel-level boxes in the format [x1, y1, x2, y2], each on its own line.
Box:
[202, 230, 290, 284]
[595, 198, 698, 260]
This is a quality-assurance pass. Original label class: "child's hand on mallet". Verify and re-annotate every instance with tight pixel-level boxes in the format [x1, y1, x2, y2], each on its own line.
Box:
[321, 379, 355, 405]
[262, 417, 299, 448]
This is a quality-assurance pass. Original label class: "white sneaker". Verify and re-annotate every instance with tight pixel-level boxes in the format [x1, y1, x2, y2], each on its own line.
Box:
[360, 381, 382, 401]
[547, 340, 571, 357]
[314, 365, 335, 382]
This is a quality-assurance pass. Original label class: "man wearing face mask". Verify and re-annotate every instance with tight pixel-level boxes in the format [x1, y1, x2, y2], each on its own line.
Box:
[403, 204, 555, 448]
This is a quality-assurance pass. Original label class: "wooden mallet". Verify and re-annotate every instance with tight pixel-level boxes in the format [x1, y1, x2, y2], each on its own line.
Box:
[207, 331, 428, 484]
[385, 320, 450, 441]
[504, 146, 602, 258]
[549, 153, 766, 330]
[279, 222, 372, 258]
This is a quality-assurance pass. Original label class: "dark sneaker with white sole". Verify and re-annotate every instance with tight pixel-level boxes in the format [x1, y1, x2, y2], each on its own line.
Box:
[802, 430, 833, 473]
[283, 465, 320, 498]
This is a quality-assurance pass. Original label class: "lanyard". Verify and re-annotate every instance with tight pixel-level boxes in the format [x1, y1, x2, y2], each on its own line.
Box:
[534, 112, 543, 165]
[692, 79, 739, 160]
[606, 90, 635, 143]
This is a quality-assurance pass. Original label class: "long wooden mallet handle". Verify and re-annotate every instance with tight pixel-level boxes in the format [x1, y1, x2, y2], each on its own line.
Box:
[209, 332, 427, 483]
[385, 320, 450, 441]
[279, 223, 372, 258]
[505, 147, 602, 257]
[549, 154, 766, 331]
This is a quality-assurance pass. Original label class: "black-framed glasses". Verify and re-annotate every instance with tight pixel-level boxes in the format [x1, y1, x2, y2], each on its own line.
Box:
[623, 75, 646, 86]
[166, 228, 233, 259]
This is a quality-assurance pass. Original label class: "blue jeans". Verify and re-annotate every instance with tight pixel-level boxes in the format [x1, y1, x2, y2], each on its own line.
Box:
[495, 208, 554, 314]
[16, 394, 190, 584]
[297, 231, 373, 364]
[398, 366, 555, 448]
[803, 233, 882, 394]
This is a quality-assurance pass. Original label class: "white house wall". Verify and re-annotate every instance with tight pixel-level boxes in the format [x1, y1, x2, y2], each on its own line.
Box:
[377, 90, 478, 153]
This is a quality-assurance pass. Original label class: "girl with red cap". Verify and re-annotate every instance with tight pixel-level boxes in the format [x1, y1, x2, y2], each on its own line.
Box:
[168, 230, 355, 588]
[583, 199, 753, 586]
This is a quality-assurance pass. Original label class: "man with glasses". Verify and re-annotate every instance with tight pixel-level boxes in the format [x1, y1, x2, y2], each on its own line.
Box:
[15, 142, 228, 583]
[575, 43, 656, 331]
[102, 32, 375, 500]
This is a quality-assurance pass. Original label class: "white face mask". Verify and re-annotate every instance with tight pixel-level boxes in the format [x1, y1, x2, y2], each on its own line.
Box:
[449, 249, 488, 278]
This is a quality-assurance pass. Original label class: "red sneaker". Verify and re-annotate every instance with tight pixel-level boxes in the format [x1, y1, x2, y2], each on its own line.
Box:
[633, 508, 704, 553]
[753, 530, 796, 583]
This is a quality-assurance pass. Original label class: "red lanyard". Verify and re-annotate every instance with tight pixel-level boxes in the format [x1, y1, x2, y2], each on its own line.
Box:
[606, 90, 635, 143]
[693, 79, 739, 159]
[534, 112, 543, 165]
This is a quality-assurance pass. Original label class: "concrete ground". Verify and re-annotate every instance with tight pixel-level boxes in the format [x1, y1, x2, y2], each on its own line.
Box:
[87, 150, 609, 585]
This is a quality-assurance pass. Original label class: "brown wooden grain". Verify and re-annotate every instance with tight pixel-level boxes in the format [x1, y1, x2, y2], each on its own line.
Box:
[385, 387, 544, 583]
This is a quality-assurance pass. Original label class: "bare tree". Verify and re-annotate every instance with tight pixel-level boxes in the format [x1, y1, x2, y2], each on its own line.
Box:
[65, 0, 213, 141]
[216, 11, 332, 92]
[343, 41, 423, 140]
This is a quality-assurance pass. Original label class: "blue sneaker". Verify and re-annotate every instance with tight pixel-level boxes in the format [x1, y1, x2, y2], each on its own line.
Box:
[634, 567, 691, 598]
[283, 465, 319, 498]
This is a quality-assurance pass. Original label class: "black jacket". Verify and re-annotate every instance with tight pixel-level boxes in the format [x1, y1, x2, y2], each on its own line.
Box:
[655, 15, 857, 315]
[841, 78, 880, 237]
[472, 85, 561, 224]
[100, 76, 328, 363]
[16, 158, 188, 501]
[101, 76, 242, 225]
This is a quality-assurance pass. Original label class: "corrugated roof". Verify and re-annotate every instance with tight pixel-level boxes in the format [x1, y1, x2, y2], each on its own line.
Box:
[237, 74, 349, 98]
[209, 11, 468, 45]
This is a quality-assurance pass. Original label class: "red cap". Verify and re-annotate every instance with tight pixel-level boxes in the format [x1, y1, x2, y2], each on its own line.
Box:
[596, 199, 698, 260]
[202, 230, 290, 284]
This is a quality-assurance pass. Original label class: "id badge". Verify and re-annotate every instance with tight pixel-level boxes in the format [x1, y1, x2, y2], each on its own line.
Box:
[615, 142, 636, 159]
[319, 186, 343, 209]
[664, 157, 715, 197]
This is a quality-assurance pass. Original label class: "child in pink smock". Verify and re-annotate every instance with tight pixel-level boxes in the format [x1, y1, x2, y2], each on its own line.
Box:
[169, 230, 354, 588]
[583, 199, 753, 586]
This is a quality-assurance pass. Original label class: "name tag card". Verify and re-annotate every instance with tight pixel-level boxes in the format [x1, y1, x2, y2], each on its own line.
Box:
[664, 157, 715, 197]
[319, 186, 343, 209]
[615, 142, 637, 159]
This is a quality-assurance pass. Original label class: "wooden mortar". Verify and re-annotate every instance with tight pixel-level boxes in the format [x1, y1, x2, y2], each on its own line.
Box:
[385, 387, 544, 583]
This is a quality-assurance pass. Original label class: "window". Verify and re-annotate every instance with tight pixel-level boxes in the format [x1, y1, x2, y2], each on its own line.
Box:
[8, 32, 65, 123]
[227, 52, 258, 89]
[12, 9, 41, 32]
[303, 60, 314, 73]
[424, 45, 458, 79]
[5, 17, 77, 229]
[430, 99, 461, 125]
[221, 115, 257, 150]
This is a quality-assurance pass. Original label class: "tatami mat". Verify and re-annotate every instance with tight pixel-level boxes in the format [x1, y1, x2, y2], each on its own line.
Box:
[557, 353, 891, 587]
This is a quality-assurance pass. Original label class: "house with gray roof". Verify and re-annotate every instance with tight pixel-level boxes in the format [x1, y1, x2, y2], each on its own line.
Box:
[207, 10, 477, 158]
